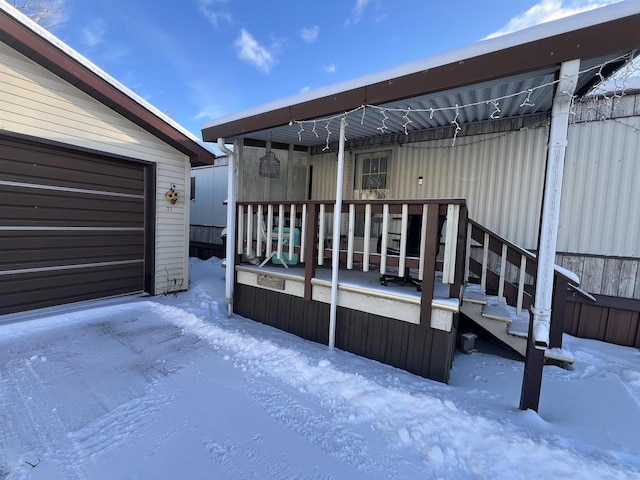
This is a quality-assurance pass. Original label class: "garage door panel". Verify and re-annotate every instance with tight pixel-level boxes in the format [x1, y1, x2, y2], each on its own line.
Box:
[0, 140, 144, 195]
[1, 186, 144, 227]
[0, 230, 144, 250]
[1, 242, 144, 271]
[0, 264, 144, 315]
[0, 135, 150, 315]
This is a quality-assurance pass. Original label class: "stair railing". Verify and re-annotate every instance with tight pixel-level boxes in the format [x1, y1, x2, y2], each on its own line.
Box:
[466, 219, 582, 349]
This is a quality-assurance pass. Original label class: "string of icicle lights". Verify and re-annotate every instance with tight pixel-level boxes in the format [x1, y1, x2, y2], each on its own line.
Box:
[286, 52, 638, 151]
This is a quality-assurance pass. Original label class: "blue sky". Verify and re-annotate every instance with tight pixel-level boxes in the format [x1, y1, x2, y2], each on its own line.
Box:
[44, 0, 620, 138]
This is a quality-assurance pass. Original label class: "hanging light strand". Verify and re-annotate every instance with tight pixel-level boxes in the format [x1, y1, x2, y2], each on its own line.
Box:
[287, 52, 636, 147]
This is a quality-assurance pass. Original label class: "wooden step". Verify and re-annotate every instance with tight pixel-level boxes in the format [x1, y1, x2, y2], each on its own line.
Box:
[462, 284, 487, 305]
[481, 303, 513, 323]
[544, 347, 575, 364]
[507, 317, 529, 338]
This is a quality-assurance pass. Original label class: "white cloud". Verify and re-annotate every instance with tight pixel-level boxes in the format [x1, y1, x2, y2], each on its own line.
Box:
[485, 0, 621, 39]
[81, 19, 106, 48]
[344, 0, 370, 27]
[198, 0, 232, 28]
[194, 106, 222, 121]
[324, 63, 336, 73]
[300, 86, 311, 93]
[300, 25, 320, 43]
[234, 29, 275, 73]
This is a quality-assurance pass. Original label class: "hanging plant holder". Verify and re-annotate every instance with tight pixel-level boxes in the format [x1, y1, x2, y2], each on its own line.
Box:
[259, 151, 280, 178]
[165, 184, 180, 204]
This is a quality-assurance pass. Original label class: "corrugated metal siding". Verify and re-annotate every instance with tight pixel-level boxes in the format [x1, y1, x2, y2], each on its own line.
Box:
[559, 119, 640, 257]
[190, 166, 227, 226]
[390, 128, 548, 249]
[0, 41, 190, 296]
[311, 128, 548, 249]
[310, 151, 338, 200]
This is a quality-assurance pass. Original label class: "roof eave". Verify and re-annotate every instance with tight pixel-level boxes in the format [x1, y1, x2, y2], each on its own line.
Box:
[0, 8, 216, 166]
[202, 12, 640, 143]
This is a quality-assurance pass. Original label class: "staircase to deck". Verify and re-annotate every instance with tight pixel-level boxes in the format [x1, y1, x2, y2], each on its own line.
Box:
[459, 219, 585, 365]
[460, 283, 574, 363]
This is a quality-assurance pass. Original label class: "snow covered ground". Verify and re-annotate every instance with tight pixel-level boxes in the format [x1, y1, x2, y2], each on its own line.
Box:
[1, 257, 639, 479]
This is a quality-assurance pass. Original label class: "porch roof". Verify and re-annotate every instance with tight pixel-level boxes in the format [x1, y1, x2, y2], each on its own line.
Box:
[201, 2, 640, 147]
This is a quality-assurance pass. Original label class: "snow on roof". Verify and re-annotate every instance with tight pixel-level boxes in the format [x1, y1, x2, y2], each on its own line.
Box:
[203, 1, 640, 131]
[0, 1, 201, 145]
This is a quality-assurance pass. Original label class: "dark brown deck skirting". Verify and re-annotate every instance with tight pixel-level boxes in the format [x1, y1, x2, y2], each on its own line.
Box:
[234, 283, 458, 383]
[564, 296, 640, 348]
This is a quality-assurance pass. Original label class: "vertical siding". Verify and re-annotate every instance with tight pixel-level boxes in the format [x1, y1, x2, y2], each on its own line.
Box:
[190, 165, 228, 226]
[311, 128, 548, 249]
[311, 151, 339, 200]
[0, 41, 190, 295]
[391, 128, 548, 249]
[559, 119, 640, 257]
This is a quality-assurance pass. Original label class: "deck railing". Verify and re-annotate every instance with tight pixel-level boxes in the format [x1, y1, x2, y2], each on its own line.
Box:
[236, 199, 468, 324]
[466, 219, 580, 348]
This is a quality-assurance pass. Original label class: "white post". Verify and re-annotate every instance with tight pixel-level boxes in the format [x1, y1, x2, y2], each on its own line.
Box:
[328, 117, 347, 350]
[218, 138, 236, 318]
[532, 59, 580, 348]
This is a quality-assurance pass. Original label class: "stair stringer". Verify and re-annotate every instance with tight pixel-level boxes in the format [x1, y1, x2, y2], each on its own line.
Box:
[459, 300, 527, 357]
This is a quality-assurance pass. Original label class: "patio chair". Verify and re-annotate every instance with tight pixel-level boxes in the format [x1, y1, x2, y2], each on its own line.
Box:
[377, 214, 446, 291]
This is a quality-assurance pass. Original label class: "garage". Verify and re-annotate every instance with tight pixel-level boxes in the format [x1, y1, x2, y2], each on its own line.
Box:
[0, 134, 154, 315]
[0, 3, 216, 318]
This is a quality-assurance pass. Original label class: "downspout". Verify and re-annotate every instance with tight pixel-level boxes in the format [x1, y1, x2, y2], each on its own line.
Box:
[218, 138, 236, 318]
[532, 59, 580, 348]
[328, 117, 347, 349]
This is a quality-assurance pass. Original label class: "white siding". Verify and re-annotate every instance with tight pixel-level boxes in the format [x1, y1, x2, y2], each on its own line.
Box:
[190, 165, 228, 226]
[559, 119, 640, 257]
[0, 42, 190, 295]
[311, 128, 549, 249]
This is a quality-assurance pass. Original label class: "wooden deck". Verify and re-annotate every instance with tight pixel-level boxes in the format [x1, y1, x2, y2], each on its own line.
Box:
[234, 264, 460, 383]
[236, 263, 457, 325]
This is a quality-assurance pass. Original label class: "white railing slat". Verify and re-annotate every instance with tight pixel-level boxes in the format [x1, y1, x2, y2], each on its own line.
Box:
[498, 243, 507, 301]
[464, 223, 472, 282]
[246, 204, 253, 257]
[300, 203, 307, 262]
[347, 203, 355, 270]
[289, 204, 296, 260]
[277, 204, 284, 261]
[380, 204, 389, 275]
[363, 203, 372, 272]
[517, 255, 527, 316]
[481, 232, 489, 291]
[318, 204, 325, 266]
[256, 204, 263, 257]
[398, 204, 408, 275]
[266, 204, 273, 257]
[442, 204, 460, 284]
[237, 205, 244, 255]
[418, 204, 428, 281]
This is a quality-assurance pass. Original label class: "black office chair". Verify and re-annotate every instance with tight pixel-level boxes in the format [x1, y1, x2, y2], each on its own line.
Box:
[377, 214, 445, 292]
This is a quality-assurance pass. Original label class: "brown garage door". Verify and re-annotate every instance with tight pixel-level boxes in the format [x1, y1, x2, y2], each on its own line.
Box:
[0, 135, 150, 315]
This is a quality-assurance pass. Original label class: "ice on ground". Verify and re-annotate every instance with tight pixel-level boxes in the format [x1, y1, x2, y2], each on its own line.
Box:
[0, 257, 638, 479]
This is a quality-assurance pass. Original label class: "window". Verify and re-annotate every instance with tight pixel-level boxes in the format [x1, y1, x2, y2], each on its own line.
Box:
[359, 152, 388, 191]
[190, 176, 196, 200]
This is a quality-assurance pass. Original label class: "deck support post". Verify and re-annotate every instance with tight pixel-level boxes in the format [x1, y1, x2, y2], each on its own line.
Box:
[328, 117, 347, 349]
[218, 138, 237, 318]
[521, 58, 579, 411]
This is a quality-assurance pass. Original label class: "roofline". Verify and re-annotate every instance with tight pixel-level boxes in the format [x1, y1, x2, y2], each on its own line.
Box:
[0, 3, 215, 166]
[202, 2, 640, 142]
